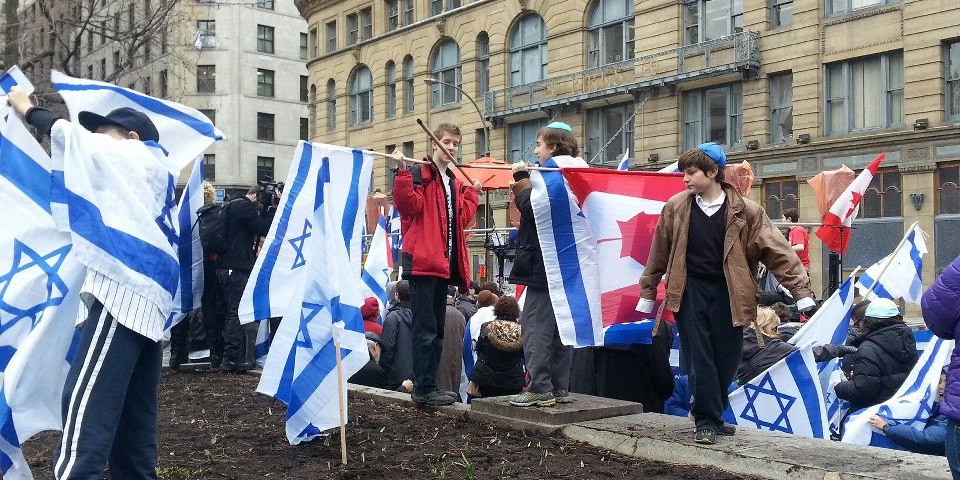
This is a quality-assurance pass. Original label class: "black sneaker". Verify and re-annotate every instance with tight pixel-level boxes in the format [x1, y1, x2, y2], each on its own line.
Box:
[694, 429, 717, 444]
[435, 388, 459, 401]
[718, 423, 736, 436]
[412, 390, 455, 406]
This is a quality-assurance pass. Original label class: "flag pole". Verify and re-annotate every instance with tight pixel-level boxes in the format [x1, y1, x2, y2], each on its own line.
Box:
[861, 221, 920, 299]
[335, 339, 348, 465]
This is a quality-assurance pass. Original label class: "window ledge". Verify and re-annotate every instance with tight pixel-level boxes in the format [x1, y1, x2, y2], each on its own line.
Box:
[824, 3, 900, 25]
[348, 122, 374, 132]
[430, 103, 462, 114]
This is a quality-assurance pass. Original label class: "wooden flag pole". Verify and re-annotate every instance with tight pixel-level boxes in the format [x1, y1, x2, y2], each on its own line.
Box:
[335, 340, 348, 465]
[416, 118, 479, 184]
[363, 149, 560, 172]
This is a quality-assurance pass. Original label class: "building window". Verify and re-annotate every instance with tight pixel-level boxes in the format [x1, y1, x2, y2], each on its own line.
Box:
[350, 66, 374, 126]
[159, 70, 168, 97]
[403, 141, 414, 159]
[197, 20, 215, 48]
[113, 51, 121, 73]
[300, 75, 309, 102]
[828, 0, 888, 16]
[588, 0, 635, 67]
[403, 56, 415, 113]
[509, 15, 547, 87]
[300, 117, 309, 141]
[385, 144, 398, 189]
[144, 77, 152, 96]
[430, 0, 443, 15]
[386, 62, 397, 118]
[509, 120, 543, 163]
[203, 154, 215, 181]
[309, 84, 317, 135]
[257, 25, 275, 54]
[476, 128, 487, 158]
[300, 33, 308, 60]
[431, 40, 461, 107]
[763, 177, 799, 220]
[386, 0, 399, 32]
[197, 65, 216, 93]
[771, 0, 792, 28]
[257, 113, 275, 141]
[684, 0, 744, 45]
[347, 14, 358, 45]
[402, 0, 414, 25]
[683, 83, 743, 149]
[87, 65, 94, 79]
[947, 42, 960, 120]
[770, 73, 793, 144]
[347, 9, 372, 45]
[862, 168, 902, 218]
[257, 69, 275, 97]
[199, 109, 216, 126]
[327, 80, 337, 131]
[257, 0, 274, 9]
[257, 156, 275, 182]
[360, 8, 373, 40]
[586, 103, 634, 166]
[825, 51, 903, 135]
[937, 162, 960, 215]
[325, 21, 336, 53]
[476, 32, 489, 97]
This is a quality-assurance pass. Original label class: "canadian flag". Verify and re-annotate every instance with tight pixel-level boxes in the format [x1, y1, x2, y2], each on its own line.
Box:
[816, 153, 885, 255]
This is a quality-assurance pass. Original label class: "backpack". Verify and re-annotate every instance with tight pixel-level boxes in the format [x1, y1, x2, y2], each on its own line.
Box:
[196, 200, 234, 254]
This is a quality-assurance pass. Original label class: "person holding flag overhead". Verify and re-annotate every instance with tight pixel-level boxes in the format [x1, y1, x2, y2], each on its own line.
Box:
[8, 86, 176, 479]
[638, 142, 814, 445]
[390, 123, 480, 406]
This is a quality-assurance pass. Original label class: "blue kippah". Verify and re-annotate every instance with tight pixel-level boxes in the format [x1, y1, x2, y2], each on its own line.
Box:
[697, 142, 728, 168]
[545, 121, 573, 133]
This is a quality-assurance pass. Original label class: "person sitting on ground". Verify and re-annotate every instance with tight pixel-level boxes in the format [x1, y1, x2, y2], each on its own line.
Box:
[463, 290, 500, 382]
[468, 296, 525, 398]
[835, 298, 918, 413]
[737, 307, 798, 384]
[348, 332, 388, 389]
[362, 297, 382, 336]
[868, 369, 948, 456]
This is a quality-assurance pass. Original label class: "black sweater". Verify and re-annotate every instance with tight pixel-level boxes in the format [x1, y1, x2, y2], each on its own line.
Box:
[686, 200, 727, 280]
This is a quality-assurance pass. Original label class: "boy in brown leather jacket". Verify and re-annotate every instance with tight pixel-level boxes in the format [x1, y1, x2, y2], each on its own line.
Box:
[637, 143, 814, 444]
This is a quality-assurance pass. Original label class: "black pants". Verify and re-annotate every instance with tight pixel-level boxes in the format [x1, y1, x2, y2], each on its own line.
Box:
[218, 268, 253, 366]
[676, 276, 742, 432]
[408, 275, 448, 396]
[169, 315, 190, 367]
[202, 261, 226, 363]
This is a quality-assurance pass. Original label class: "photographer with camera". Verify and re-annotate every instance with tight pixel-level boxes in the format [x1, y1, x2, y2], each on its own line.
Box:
[217, 183, 277, 373]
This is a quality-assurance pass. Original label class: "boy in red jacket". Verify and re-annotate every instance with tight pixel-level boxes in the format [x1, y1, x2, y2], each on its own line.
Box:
[390, 123, 480, 406]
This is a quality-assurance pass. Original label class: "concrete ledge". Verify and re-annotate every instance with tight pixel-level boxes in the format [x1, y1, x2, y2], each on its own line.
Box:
[471, 393, 643, 426]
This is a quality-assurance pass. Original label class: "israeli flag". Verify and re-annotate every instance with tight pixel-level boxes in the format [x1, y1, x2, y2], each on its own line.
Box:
[256, 144, 371, 444]
[856, 224, 928, 305]
[254, 319, 271, 368]
[788, 272, 856, 349]
[658, 161, 680, 173]
[164, 156, 206, 331]
[240, 141, 371, 324]
[842, 336, 954, 448]
[388, 205, 402, 268]
[728, 347, 830, 439]
[51, 70, 222, 171]
[360, 214, 392, 322]
[0, 66, 34, 96]
[529, 156, 601, 346]
[0, 111, 85, 480]
[616, 149, 630, 171]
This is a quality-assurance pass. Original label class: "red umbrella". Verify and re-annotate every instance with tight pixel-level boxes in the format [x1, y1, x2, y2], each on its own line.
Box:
[454, 157, 513, 191]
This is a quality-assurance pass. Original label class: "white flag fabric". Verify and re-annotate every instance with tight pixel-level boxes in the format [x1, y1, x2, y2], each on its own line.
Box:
[0, 112, 85, 480]
[789, 272, 856, 349]
[256, 144, 371, 444]
[0, 66, 34, 96]
[51, 70, 222, 172]
[856, 224, 928, 305]
[842, 336, 954, 448]
[615, 149, 630, 171]
[360, 214, 393, 321]
[164, 156, 206, 331]
[240, 141, 370, 324]
[728, 347, 830, 439]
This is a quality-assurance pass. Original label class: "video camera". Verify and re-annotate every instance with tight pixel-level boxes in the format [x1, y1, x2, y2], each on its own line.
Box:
[257, 178, 284, 205]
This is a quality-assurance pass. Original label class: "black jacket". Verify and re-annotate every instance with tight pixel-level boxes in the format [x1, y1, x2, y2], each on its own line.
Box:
[456, 297, 478, 321]
[506, 172, 547, 288]
[219, 197, 272, 271]
[835, 322, 918, 412]
[380, 301, 414, 390]
[349, 359, 387, 389]
[469, 322, 525, 394]
[737, 329, 798, 385]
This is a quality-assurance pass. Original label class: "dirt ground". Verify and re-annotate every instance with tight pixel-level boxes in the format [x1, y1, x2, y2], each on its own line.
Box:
[23, 367, 759, 480]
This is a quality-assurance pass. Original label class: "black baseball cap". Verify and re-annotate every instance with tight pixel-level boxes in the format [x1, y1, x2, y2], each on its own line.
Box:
[78, 107, 160, 142]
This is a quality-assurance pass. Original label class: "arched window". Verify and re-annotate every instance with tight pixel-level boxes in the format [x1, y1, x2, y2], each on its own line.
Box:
[431, 39, 460, 107]
[386, 61, 397, 118]
[476, 32, 489, 96]
[349, 66, 373, 126]
[309, 83, 317, 136]
[403, 55, 415, 113]
[326, 79, 336, 132]
[587, 0, 634, 68]
[509, 15, 547, 86]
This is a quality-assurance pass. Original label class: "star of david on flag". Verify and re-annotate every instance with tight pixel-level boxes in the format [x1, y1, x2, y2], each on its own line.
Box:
[288, 220, 312, 270]
[0, 241, 71, 334]
[728, 347, 829, 438]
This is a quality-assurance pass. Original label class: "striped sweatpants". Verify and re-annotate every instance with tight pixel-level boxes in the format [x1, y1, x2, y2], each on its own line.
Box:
[53, 300, 162, 480]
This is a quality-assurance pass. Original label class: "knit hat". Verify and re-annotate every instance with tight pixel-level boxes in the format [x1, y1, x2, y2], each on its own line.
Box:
[545, 121, 573, 132]
[697, 142, 727, 168]
[476, 290, 499, 308]
[864, 298, 900, 319]
[361, 297, 380, 320]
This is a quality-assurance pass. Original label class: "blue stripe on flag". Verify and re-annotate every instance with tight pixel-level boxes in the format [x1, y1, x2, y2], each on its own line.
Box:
[175, 180, 195, 312]
[251, 146, 314, 320]
[52, 81, 223, 140]
[542, 168, 594, 345]
[908, 229, 923, 300]
[0, 390, 21, 472]
[0, 74, 17, 92]
[51, 171, 179, 295]
[0, 131, 50, 212]
[829, 279, 853, 346]
[342, 150, 364, 252]
[603, 321, 655, 345]
[361, 270, 388, 305]
[902, 337, 944, 397]
[785, 351, 824, 438]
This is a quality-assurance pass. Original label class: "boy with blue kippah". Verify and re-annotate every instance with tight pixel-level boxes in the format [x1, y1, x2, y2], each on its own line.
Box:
[638, 142, 814, 444]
